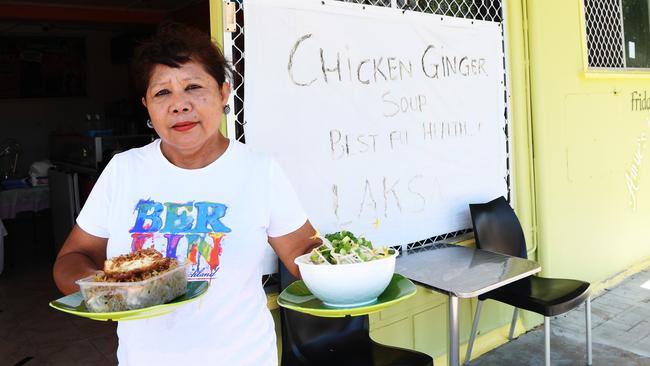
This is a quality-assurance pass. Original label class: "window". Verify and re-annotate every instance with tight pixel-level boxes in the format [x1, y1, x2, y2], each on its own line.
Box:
[584, 0, 650, 69]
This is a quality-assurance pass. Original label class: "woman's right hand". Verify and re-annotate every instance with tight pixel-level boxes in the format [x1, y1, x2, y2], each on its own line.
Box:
[53, 225, 108, 295]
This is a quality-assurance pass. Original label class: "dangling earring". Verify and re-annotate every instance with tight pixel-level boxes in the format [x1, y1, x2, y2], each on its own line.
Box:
[223, 104, 231, 115]
[146, 119, 153, 129]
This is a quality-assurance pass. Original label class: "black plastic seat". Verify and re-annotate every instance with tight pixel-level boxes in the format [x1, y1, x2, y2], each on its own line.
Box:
[278, 261, 434, 366]
[464, 196, 592, 366]
[481, 275, 590, 317]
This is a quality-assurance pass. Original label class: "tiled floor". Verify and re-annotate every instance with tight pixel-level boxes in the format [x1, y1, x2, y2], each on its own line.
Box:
[2, 252, 649, 366]
[472, 266, 650, 366]
[0, 261, 118, 366]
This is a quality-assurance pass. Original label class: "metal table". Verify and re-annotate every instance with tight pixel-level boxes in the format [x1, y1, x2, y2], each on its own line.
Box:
[396, 243, 541, 366]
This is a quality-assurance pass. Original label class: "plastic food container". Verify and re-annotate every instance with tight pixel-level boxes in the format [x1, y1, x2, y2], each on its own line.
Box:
[76, 264, 188, 313]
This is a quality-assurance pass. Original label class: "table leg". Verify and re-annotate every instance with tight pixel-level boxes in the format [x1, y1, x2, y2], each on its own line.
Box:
[449, 294, 460, 366]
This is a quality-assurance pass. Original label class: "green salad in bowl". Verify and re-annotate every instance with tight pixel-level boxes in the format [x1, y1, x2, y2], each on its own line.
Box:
[309, 231, 396, 265]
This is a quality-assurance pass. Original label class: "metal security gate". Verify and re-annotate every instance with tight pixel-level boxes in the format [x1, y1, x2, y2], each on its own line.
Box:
[221, 0, 510, 252]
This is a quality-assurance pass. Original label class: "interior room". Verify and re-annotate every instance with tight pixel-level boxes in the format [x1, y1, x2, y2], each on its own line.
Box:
[0, 1, 209, 364]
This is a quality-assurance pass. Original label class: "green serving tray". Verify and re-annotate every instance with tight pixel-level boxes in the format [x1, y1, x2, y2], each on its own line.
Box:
[278, 273, 416, 317]
[49, 281, 209, 321]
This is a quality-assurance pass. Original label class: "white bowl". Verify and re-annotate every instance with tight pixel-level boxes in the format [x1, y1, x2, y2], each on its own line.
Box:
[294, 250, 398, 307]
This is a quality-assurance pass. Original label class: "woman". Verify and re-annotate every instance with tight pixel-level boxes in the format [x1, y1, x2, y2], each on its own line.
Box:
[53, 23, 318, 365]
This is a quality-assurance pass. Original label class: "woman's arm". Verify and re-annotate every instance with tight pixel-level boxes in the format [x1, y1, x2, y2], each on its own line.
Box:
[268, 220, 320, 279]
[53, 225, 108, 295]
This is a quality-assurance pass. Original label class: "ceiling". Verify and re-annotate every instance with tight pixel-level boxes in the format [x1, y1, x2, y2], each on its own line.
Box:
[0, 0, 208, 25]
[0, 0, 202, 12]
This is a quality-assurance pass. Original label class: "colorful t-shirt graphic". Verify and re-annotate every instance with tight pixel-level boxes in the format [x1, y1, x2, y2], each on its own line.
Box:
[129, 199, 231, 280]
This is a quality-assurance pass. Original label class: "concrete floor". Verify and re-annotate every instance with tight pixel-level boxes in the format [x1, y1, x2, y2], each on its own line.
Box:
[0, 262, 118, 366]
[471, 267, 650, 366]
[1, 252, 649, 365]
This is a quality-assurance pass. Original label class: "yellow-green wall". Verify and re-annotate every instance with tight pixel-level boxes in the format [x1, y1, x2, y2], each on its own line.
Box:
[209, 0, 650, 363]
[526, 0, 650, 285]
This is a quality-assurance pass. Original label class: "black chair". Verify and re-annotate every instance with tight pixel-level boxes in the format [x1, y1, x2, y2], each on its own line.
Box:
[464, 196, 592, 366]
[278, 261, 434, 366]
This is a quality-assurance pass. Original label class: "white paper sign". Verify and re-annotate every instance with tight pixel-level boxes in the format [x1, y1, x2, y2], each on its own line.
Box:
[244, 0, 507, 257]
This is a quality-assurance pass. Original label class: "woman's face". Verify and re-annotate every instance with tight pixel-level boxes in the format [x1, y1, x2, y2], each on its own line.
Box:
[142, 61, 230, 156]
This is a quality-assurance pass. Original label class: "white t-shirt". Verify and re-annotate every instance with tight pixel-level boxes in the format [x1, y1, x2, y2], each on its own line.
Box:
[77, 139, 307, 366]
